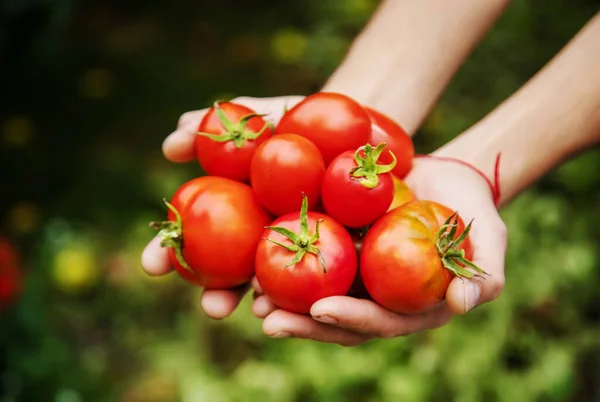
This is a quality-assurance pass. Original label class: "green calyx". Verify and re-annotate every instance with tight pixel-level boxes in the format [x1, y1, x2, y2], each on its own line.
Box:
[435, 213, 489, 280]
[149, 199, 193, 273]
[197, 101, 272, 148]
[349, 142, 397, 189]
[263, 193, 327, 273]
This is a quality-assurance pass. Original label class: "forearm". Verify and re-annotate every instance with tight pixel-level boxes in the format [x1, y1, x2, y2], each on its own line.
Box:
[321, 0, 511, 134]
[435, 13, 600, 207]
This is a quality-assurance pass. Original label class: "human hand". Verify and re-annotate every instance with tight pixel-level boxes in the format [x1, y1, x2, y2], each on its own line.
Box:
[251, 156, 507, 346]
[141, 95, 304, 319]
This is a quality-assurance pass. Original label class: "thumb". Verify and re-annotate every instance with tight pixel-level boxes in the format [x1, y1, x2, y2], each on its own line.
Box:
[445, 211, 507, 315]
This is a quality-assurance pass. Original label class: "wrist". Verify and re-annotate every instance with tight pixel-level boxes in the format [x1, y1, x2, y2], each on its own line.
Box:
[417, 153, 502, 207]
[320, 0, 510, 135]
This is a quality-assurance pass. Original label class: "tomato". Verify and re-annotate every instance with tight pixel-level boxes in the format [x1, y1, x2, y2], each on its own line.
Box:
[387, 175, 415, 211]
[275, 92, 371, 165]
[151, 176, 272, 289]
[365, 107, 414, 178]
[0, 237, 22, 309]
[321, 143, 396, 228]
[250, 133, 325, 217]
[360, 200, 487, 314]
[194, 101, 271, 182]
[255, 194, 357, 314]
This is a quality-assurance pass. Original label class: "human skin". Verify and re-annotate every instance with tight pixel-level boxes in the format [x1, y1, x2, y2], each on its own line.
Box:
[142, 0, 600, 345]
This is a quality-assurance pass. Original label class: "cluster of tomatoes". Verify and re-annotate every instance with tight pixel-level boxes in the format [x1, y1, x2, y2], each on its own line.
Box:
[151, 92, 487, 315]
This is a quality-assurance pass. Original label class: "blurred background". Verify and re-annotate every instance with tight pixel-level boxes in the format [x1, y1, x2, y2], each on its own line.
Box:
[2, 0, 600, 401]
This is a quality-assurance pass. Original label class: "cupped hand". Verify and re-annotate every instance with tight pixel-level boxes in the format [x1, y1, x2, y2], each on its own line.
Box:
[252, 156, 507, 346]
[141, 95, 304, 319]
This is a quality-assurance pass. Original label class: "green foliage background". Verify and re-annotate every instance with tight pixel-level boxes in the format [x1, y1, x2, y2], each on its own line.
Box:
[2, 1, 600, 401]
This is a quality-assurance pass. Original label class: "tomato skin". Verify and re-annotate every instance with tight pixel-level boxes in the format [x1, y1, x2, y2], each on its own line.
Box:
[387, 175, 415, 211]
[0, 237, 22, 309]
[365, 107, 414, 178]
[275, 92, 371, 165]
[321, 150, 395, 228]
[194, 102, 270, 182]
[166, 176, 272, 289]
[255, 212, 357, 314]
[360, 200, 473, 314]
[250, 134, 325, 217]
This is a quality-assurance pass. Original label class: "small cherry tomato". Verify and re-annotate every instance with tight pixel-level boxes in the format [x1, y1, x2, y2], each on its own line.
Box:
[250, 133, 326, 217]
[360, 200, 487, 314]
[151, 176, 272, 289]
[275, 92, 371, 165]
[255, 194, 357, 314]
[321, 143, 396, 228]
[365, 107, 414, 178]
[194, 101, 271, 182]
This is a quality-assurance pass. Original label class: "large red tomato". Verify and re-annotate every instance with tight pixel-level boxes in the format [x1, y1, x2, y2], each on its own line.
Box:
[0, 237, 22, 310]
[255, 194, 357, 314]
[250, 134, 325, 217]
[365, 107, 414, 178]
[360, 200, 487, 314]
[151, 176, 272, 289]
[321, 143, 396, 228]
[275, 92, 371, 165]
[194, 101, 271, 182]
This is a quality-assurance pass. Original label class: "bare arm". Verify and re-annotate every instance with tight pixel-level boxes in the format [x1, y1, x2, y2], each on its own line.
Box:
[322, 0, 512, 134]
[435, 12, 600, 207]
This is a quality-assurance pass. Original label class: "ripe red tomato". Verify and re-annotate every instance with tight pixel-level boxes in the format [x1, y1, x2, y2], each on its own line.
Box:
[360, 200, 487, 314]
[194, 101, 271, 182]
[321, 143, 396, 228]
[275, 92, 371, 165]
[387, 175, 415, 211]
[255, 194, 357, 314]
[365, 107, 414, 178]
[0, 237, 22, 310]
[151, 176, 272, 289]
[250, 134, 326, 217]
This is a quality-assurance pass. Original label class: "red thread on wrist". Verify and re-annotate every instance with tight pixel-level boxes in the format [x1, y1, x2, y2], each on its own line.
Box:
[414, 153, 502, 206]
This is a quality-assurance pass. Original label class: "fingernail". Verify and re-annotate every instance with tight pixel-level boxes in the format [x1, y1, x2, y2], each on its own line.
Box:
[313, 315, 338, 325]
[271, 331, 291, 338]
[464, 281, 481, 312]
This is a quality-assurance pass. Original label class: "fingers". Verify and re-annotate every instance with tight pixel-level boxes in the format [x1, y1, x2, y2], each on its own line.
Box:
[251, 276, 263, 294]
[141, 236, 173, 276]
[178, 110, 205, 129]
[446, 210, 507, 315]
[252, 295, 278, 318]
[200, 284, 249, 320]
[262, 309, 370, 347]
[162, 120, 203, 163]
[310, 296, 453, 338]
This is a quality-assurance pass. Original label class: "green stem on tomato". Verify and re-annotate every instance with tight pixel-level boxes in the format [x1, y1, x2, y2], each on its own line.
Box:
[196, 101, 272, 148]
[349, 142, 397, 189]
[434, 212, 489, 280]
[149, 199, 193, 273]
[263, 193, 327, 273]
